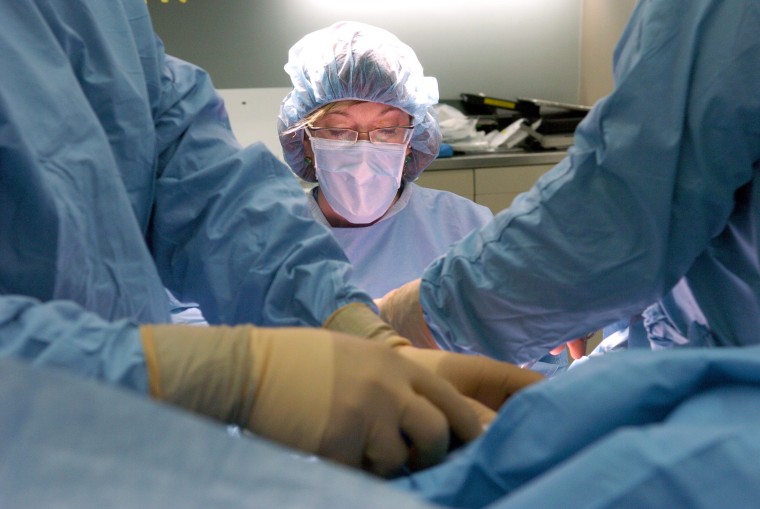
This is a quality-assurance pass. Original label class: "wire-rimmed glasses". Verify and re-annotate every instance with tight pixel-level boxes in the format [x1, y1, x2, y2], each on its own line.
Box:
[306, 125, 414, 145]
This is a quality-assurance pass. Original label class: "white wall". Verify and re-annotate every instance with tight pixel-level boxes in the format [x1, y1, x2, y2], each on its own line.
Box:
[158, 0, 640, 162]
[580, 0, 638, 105]
[149, 0, 583, 102]
[217, 87, 291, 159]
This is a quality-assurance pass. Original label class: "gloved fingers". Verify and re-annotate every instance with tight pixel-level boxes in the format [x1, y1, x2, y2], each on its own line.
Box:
[567, 336, 589, 359]
[551, 335, 592, 358]
[319, 376, 450, 476]
[317, 409, 367, 471]
[464, 396, 497, 429]
[394, 393, 451, 471]
[398, 345, 544, 410]
[316, 371, 412, 476]
[445, 357, 544, 410]
[436, 352, 544, 410]
[408, 361, 483, 447]
[549, 344, 566, 355]
[361, 420, 412, 477]
[320, 332, 452, 475]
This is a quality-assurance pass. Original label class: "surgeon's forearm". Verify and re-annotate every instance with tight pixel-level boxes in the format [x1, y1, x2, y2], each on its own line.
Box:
[0, 296, 149, 392]
[151, 57, 375, 328]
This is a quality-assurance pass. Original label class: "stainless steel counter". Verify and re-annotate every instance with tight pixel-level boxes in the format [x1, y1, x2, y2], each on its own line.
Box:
[427, 150, 566, 171]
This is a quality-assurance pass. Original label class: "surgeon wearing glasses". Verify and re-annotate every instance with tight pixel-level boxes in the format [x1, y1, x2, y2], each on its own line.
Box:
[304, 106, 416, 228]
[277, 22, 494, 312]
[278, 22, 455, 236]
[277, 22, 567, 377]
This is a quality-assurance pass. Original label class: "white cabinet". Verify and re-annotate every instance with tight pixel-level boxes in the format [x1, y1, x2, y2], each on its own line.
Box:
[474, 164, 553, 214]
[416, 164, 554, 215]
[415, 169, 475, 202]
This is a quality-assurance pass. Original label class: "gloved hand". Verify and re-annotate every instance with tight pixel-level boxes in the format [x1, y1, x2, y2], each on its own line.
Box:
[324, 290, 544, 425]
[372, 278, 437, 349]
[140, 324, 481, 477]
[550, 332, 594, 359]
[380, 279, 592, 361]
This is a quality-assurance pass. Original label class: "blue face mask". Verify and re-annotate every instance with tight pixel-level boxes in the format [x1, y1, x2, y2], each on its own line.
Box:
[311, 138, 406, 224]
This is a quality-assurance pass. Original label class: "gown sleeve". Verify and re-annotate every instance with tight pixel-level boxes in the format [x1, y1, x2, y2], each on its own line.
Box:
[0, 296, 147, 392]
[149, 55, 373, 327]
[421, 0, 760, 362]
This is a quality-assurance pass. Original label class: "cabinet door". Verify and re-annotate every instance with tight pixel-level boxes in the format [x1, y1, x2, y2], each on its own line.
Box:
[415, 169, 474, 201]
[474, 164, 553, 214]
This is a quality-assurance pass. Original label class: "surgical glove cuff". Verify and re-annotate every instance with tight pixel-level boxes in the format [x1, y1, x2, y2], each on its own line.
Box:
[377, 279, 438, 349]
[323, 302, 412, 348]
[140, 324, 334, 453]
[140, 324, 257, 425]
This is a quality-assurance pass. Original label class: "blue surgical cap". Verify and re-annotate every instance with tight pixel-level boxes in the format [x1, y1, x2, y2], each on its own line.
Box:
[277, 21, 442, 182]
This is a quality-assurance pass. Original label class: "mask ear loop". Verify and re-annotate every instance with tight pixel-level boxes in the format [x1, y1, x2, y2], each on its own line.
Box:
[402, 154, 413, 181]
[304, 127, 317, 180]
[305, 157, 317, 181]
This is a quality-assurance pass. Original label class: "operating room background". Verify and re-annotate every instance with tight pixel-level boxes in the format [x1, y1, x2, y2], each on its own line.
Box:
[148, 0, 636, 158]
[147, 0, 637, 356]
[148, 0, 636, 105]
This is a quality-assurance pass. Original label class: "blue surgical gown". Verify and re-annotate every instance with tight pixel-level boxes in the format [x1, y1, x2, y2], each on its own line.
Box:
[0, 0, 371, 388]
[421, 0, 760, 363]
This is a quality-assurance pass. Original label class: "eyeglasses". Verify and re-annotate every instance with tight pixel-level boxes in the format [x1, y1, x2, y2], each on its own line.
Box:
[306, 125, 414, 145]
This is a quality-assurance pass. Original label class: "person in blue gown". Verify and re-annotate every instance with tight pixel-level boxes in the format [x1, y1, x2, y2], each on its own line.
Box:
[0, 0, 541, 477]
[378, 0, 760, 364]
[277, 21, 568, 377]
[4, 0, 760, 506]
[375, 0, 760, 503]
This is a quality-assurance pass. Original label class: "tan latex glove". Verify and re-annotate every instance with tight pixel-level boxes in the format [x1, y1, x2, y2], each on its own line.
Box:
[140, 324, 481, 477]
[373, 278, 438, 349]
[550, 332, 594, 359]
[324, 290, 544, 424]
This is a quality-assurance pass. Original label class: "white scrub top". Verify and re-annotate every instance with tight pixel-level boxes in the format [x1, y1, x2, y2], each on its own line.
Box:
[309, 182, 494, 298]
